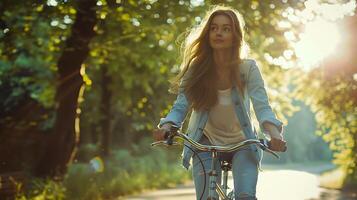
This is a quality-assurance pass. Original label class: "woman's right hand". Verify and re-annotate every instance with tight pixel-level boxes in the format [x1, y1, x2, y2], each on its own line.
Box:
[152, 123, 172, 141]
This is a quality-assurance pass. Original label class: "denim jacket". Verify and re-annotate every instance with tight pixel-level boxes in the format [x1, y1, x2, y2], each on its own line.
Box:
[158, 59, 283, 170]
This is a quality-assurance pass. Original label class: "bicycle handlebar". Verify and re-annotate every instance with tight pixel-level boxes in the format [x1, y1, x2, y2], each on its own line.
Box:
[151, 125, 280, 159]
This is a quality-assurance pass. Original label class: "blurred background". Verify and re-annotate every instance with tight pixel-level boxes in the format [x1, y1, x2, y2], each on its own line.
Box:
[0, 0, 356, 199]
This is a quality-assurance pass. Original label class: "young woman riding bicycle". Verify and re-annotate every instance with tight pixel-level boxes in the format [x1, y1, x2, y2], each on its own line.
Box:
[153, 5, 287, 200]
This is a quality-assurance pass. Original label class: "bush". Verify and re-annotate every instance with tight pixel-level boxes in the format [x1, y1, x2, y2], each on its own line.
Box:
[16, 178, 66, 200]
[64, 138, 190, 199]
[17, 137, 191, 199]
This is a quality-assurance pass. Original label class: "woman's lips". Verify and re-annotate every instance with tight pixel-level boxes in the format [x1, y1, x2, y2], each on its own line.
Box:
[214, 39, 224, 43]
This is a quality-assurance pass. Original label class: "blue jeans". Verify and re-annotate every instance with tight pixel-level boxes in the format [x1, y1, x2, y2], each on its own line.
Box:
[192, 135, 258, 200]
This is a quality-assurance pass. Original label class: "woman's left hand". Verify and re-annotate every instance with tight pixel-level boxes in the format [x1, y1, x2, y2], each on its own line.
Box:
[269, 136, 287, 152]
[262, 122, 287, 151]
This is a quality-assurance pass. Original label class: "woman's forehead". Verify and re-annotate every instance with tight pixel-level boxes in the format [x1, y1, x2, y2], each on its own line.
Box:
[211, 14, 232, 26]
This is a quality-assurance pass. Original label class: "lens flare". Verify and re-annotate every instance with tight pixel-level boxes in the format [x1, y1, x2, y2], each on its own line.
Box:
[89, 156, 104, 173]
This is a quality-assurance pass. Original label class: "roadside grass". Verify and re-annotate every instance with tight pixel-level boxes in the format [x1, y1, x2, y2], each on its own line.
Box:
[319, 167, 345, 189]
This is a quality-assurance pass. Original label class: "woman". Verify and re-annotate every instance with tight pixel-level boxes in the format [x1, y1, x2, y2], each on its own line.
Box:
[153, 5, 286, 200]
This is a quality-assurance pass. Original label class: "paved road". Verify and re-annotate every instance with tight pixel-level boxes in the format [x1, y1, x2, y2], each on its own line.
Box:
[124, 164, 357, 200]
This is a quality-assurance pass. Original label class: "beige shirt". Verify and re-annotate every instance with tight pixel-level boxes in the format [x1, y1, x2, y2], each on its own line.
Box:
[203, 88, 246, 146]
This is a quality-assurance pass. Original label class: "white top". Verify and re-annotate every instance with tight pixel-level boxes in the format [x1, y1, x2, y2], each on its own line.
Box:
[203, 88, 246, 145]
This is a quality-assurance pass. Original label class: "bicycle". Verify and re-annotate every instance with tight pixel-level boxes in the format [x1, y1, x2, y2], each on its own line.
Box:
[151, 125, 282, 200]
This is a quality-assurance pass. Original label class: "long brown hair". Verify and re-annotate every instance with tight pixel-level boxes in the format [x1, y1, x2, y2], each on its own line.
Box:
[170, 5, 249, 111]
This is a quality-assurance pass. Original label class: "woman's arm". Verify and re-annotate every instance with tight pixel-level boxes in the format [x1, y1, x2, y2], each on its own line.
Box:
[246, 60, 283, 139]
[263, 122, 282, 139]
[153, 90, 189, 141]
[158, 91, 189, 129]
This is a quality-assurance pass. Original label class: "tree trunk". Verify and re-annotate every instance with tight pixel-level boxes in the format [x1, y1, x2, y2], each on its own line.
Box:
[90, 122, 98, 144]
[35, 0, 97, 177]
[100, 65, 112, 157]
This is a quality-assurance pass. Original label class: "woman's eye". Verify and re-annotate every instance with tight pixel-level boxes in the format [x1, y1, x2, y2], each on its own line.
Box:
[224, 27, 231, 32]
[210, 26, 217, 31]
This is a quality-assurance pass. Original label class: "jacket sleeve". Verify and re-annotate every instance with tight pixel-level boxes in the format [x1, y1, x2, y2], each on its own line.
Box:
[158, 91, 189, 128]
[247, 60, 283, 133]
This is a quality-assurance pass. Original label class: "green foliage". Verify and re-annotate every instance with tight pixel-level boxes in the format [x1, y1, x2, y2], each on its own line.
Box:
[268, 0, 357, 187]
[66, 138, 189, 199]
[4, 0, 356, 194]
[79, 0, 205, 147]
[75, 143, 99, 162]
[79, 0, 303, 149]
[17, 137, 190, 200]
[263, 100, 332, 164]
[293, 66, 357, 187]
[16, 178, 66, 200]
[0, 1, 75, 125]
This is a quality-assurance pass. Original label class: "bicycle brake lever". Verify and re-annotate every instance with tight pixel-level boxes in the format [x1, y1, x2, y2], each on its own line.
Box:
[264, 148, 280, 159]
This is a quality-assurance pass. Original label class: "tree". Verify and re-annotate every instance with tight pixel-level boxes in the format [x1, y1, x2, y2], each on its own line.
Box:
[0, 0, 74, 173]
[294, 12, 357, 188]
[35, 0, 97, 177]
[79, 0, 207, 150]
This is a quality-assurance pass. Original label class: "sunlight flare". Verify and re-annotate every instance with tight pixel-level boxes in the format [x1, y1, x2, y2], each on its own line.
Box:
[281, 0, 356, 71]
[293, 18, 341, 70]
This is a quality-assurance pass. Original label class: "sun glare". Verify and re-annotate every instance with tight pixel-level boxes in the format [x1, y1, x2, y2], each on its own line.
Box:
[278, 0, 356, 71]
[293, 18, 341, 70]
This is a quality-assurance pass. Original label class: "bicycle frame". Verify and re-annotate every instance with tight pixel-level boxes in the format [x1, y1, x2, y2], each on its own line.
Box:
[208, 150, 230, 200]
[205, 151, 237, 200]
[151, 129, 280, 200]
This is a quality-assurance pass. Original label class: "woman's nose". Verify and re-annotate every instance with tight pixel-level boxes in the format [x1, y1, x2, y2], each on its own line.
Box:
[216, 31, 222, 37]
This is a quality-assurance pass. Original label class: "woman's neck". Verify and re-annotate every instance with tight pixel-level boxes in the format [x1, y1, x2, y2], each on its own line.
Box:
[213, 49, 231, 70]
[213, 49, 233, 90]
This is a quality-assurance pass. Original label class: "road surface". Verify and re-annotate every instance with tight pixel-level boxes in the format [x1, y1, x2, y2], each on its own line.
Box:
[124, 164, 357, 200]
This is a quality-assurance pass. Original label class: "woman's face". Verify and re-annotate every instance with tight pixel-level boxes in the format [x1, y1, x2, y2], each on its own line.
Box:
[209, 14, 234, 50]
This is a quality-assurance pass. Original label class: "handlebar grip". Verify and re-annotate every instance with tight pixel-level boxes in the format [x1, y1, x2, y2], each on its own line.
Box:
[164, 125, 180, 145]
